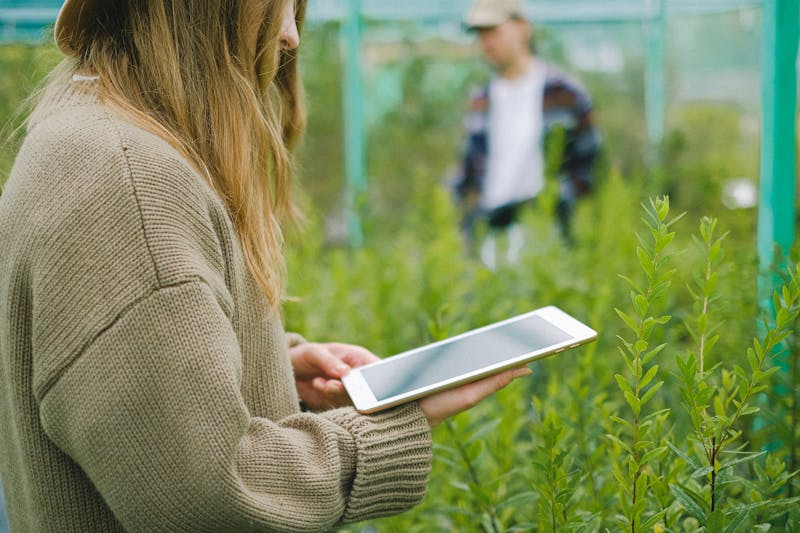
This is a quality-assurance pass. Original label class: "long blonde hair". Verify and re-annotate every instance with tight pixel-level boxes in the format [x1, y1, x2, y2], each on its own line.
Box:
[65, 0, 306, 306]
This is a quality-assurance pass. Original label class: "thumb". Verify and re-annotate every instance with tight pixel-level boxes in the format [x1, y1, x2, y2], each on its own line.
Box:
[487, 365, 532, 393]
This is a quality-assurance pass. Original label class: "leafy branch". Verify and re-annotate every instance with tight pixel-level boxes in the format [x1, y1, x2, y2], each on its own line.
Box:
[529, 398, 580, 532]
[673, 218, 800, 530]
[612, 196, 682, 532]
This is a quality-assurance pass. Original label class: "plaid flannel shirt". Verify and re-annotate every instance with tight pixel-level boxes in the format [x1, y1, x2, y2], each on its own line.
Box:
[455, 64, 601, 205]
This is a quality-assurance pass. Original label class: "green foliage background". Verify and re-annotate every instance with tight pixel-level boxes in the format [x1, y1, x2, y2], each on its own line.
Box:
[1, 19, 799, 532]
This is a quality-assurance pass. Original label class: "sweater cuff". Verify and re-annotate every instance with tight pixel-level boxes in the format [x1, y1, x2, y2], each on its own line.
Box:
[285, 332, 306, 348]
[324, 402, 432, 523]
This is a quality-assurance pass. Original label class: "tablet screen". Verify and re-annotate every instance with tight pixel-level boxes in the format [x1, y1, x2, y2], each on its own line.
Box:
[361, 315, 572, 401]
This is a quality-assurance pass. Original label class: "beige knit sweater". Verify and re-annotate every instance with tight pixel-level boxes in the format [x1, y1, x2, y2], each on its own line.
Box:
[0, 79, 432, 532]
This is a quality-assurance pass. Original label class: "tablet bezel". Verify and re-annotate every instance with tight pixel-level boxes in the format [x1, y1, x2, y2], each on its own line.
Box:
[342, 306, 597, 414]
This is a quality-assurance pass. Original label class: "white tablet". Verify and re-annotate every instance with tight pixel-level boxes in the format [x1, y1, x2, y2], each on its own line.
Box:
[342, 305, 597, 413]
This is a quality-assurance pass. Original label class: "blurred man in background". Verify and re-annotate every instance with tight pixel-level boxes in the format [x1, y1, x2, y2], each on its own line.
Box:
[453, 0, 600, 269]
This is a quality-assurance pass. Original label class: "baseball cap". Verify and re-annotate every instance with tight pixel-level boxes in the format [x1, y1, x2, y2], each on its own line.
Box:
[464, 0, 526, 30]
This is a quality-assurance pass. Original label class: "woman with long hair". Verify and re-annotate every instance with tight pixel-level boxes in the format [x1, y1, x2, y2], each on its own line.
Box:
[0, 1, 530, 530]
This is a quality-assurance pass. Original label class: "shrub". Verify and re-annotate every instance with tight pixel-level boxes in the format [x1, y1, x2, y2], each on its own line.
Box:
[288, 180, 799, 532]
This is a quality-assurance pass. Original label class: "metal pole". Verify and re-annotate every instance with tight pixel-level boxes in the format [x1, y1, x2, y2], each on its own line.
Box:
[758, 0, 798, 309]
[341, 0, 366, 247]
[645, 0, 667, 160]
[755, 0, 798, 440]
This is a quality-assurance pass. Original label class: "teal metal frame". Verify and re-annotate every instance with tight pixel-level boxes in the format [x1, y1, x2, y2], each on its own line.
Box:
[758, 0, 798, 309]
[757, 0, 798, 417]
[342, 0, 366, 246]
[645, 0, 666, 160]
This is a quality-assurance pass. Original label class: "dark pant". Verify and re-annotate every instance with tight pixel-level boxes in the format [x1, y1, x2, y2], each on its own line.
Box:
[486, 200, 529, 230]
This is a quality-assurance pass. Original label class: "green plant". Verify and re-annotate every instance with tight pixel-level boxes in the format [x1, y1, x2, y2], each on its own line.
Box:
[290, 170, 800, 533]
[526, 396, 583, 532]
[671, 218, 800, 531]
[610, 196, 682, 532]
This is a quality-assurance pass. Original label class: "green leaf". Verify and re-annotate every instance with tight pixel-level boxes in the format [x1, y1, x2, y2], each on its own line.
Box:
[450, 480, 471, 492]
[641, 445, 667, 465]
[640, 380, 663, 406]
[657, 196, 669, 220]
[723, 510, 749, 533]
[640, 509, 667, 531]
[722, 497, 800, 516]
[698, 312, 709, 334]
[618, 274, 643, 295]
[707, 509, 725, 533]
[714, 396, 726, 417]
[635, 471, 649, 503]
[606, 433, 633, 455]
[705, 334, 720, 356]
[643, 343, 666, 364]
[637, 246, 654, 276]
[762, 366, 780, 380]
[466, 439, 485, 462]
[739, 405, 760, 416]
[676, 352, 691, 374]
[670, 482, 707, 523]
[641, 408, 671, 424]
[466, 419, 503, 445]
[706, 271, 719, 294]
[640, 364, 659, 389]
[690, 466, 714, 479]
[614, 374, 633, 395]
[496, 491, 537, 509]
[717, 450, 767, 472]
[609, 416, 634, 431]
[641, 317, 655, 338]
[615, 308, 639, 332]
[634, 294, 649, 316]
[613, 466, 632, 495]
[625, 391, 641, 417]
[634, 339, 648, 355]
[480, 512, 500, 533]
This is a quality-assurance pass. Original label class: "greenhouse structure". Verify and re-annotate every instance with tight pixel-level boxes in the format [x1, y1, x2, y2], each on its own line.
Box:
[0, 0, 800, 533]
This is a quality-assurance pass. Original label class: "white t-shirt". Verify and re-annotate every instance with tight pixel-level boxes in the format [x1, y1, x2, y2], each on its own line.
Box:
[480, 61, 547, 211]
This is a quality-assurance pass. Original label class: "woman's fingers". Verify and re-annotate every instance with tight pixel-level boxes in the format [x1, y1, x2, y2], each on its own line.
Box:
[292, 343, 380, 382]
[292, 343, 350, 379]
[328, 343, 381, 368]
[420, 366, 532, 428]
[312, 376, 345, 395]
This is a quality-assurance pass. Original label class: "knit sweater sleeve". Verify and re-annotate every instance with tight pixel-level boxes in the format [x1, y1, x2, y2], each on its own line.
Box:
[37, 279, 432, 532]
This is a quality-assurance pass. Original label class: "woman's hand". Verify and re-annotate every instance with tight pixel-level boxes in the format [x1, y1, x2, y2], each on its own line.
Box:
[290, 342, 379, 411]
[419, 366, 532, 427]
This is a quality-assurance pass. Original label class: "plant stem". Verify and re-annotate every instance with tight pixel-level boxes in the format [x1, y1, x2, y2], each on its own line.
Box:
[631, 477, 637, 533]
[575, 354, 599, 496]
[790, 330, 798, 499]
[699, 261, 711, 374]
[631, 388, 641, 533]
[710, 436, 717, 512]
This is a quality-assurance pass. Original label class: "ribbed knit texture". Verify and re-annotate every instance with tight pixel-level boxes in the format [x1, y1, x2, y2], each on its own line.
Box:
[0, 80, 432, 532]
